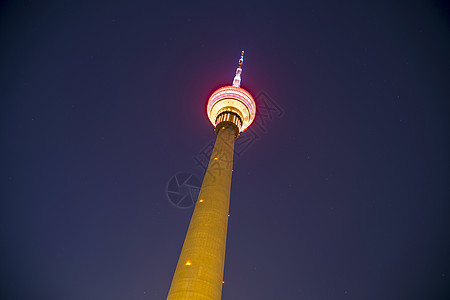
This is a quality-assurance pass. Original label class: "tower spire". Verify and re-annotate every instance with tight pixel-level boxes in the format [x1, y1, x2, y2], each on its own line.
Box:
[232, 50, 245, 87]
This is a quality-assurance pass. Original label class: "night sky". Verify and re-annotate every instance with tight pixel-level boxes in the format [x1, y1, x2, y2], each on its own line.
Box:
[1, 1, 449, 299]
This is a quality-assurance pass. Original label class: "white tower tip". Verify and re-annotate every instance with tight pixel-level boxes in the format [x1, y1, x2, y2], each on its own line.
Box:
[232, 51, 245, 87]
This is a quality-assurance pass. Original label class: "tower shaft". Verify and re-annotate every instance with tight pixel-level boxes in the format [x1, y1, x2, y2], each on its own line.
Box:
[167, 125, 236, 300]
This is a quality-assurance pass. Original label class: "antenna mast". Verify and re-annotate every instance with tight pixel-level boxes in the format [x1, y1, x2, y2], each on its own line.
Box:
[232, 51, 245, 87]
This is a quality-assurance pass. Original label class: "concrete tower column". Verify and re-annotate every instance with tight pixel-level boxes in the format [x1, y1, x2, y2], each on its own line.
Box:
[167, 51, 256, 300]
[167, 123, 236, 300]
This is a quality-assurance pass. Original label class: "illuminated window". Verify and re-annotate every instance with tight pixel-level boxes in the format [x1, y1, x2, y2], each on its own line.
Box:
[213, 157, 219, 160]
[199, 199, 204, 203]
[185, 261, 192, 266]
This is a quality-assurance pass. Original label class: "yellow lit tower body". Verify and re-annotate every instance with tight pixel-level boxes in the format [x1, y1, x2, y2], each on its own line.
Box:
[167, 51, 256, 300]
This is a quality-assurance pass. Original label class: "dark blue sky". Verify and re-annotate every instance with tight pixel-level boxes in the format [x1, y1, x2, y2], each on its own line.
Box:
[1, 0, 449, 299]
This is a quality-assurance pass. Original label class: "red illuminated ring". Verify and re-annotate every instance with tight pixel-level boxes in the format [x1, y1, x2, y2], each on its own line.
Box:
[206, 86, 256, 132]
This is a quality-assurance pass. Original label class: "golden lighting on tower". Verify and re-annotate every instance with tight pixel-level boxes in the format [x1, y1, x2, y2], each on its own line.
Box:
[167, 51, 256, 300]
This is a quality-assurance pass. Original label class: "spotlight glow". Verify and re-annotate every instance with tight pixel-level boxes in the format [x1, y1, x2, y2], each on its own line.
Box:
[206, 86, 256, 132]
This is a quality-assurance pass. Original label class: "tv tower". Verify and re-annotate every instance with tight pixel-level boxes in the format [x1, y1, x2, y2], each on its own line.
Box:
[167, 51, 256, 300]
